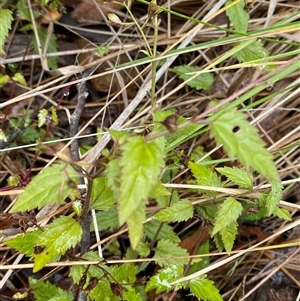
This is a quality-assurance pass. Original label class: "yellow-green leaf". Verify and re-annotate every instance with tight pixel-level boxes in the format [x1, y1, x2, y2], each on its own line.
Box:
[210, 106, 279, 181]
[212, 197, 243, 235]
[155, 199, 193, 222]
[96, 45, 109, 56]
[33, 216, 82, 272]
[12, 72, 27, 86]
[95, 207, 119, 231]
[51, 106, 58, 125]
[190, 275, 223, 301]
[38, 108, 48, 127]
[0, 9, 13, 53]
[226, 0, 249, 33]
[235, 40, 270, 66]
[91, 177, 114, 211]
[148, 181, 171, 198]
[154, 239, 189, 267]
[266, 180, 283, 216]
[5, 229, 43, 258]
[145, 220, 180, 243]
[10, 164, 78, 212]
[29, 278, 74, 301]
[216, 166, 253, 189]
[170, 65, 214, 91]
[0, 73, 10, 86]
[118, 136, 165, 224]
[219, 221, 238, 252]
[189, 161, 221, 195]
[273, 207, 291, 220]
[127, 204, 145, 249]
[145, 265, 185, 293]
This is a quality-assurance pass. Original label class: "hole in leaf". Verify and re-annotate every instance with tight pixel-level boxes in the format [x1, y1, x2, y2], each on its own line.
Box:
[34, 245, 45, 254]
[232, 126, 240, 133]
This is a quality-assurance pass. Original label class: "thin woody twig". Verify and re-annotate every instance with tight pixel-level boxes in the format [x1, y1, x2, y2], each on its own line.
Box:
[70, 70, 90, 162]
[69, 69, 91, 301]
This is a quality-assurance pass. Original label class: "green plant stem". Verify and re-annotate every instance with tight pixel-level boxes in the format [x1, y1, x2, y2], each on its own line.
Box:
[125, 0, 159, 107]
[124, 2, 152, 56]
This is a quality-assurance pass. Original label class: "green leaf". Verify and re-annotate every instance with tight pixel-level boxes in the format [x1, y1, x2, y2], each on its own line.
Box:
[272, 207, 291, 220]
[219, 221, 238, 252]
[155, 199, 193, 222]
[95, 207, 119, 231]
[0, 73, 10, 87]
[105, 158, 121, 193]
[190, 275, 223, 301]
[156, 189, 180, 208]
[145, 265, 185, 293]
[69, 258, 116, 301]
[210, 106, 279, 181]
[7, 63, 19, 73]
[266, 180, 283, 216]
[127, 204, 146, 249]
[153, 109, 177, 123]
[5, 229, 43, 258]
[0, 9, 13, 53]
[91, 177, 114, 211]
[213, 232, 224, 252]
[51, 106, 58, 125]
[10, 163, 78, 212]
[38, 108, 48, 127]
[69, 251, 104, 284]
[107, 240, 121, 255]
[235, 40, 269, 64]
[96, 45, 109, 56]
[16, 0, 40, 21]
[212, 197, 243, 235]
[216, 166, 253, 189]
[258, 190, 269, 207]
[20, 126, 45, 143]
[107, 128, 130, 143]
[11, 72, 27, 86]
[30, 28, 58, 70]
[170, 65, 214, 90]
[145, 220, 180, 243]
[89, 278, 117, 301]
[110, 263, 138, 284]
[148, 181, 171, 198]
[118, 136, 165, 224]
[196, 205, 218, 223]
[7, 174, 21, 186]
[29, 278, 74, 301]
[189, 162, 221, 195]
[136, 240, 150, 257]
[226, 0, 249, 33]
[154, 239, 189, 267]
[33, 216, 82, 272]
[123, 287, 143, 301]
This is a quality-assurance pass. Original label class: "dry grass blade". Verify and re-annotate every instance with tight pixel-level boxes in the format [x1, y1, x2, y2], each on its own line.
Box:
[0, 0, 299, 300]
